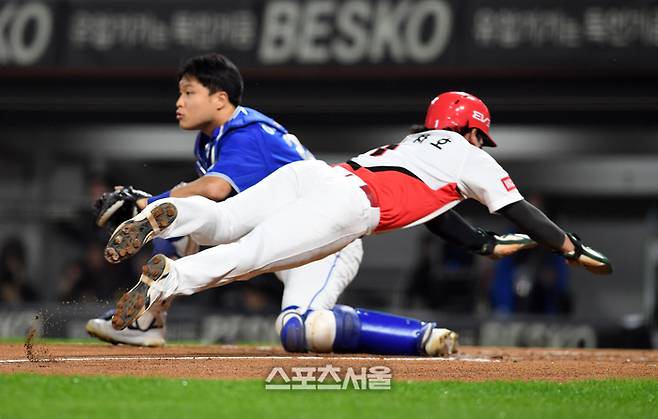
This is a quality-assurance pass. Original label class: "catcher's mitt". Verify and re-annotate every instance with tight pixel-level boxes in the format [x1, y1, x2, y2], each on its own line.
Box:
[562, 232, 613, 275]
[93, 186, 151, 232]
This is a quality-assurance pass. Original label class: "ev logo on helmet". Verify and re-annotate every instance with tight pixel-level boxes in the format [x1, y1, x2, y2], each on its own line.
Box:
[0, 2, 53, 66]
[472, 110, 490, 127]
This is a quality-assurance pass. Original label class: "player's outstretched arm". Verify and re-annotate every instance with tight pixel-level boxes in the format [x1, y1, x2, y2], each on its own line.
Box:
[169, 176, 234, 201]
[424, 209, 537, 258]
[139, 176, 235, 210]
[497, 200, 613, 274]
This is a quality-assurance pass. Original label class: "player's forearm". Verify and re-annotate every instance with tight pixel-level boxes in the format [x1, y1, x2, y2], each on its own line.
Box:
[170, 181, 207, 198]
[497, 200, 569, 252]
[424, 209, 492, 252]
[142, 176, 233, 207]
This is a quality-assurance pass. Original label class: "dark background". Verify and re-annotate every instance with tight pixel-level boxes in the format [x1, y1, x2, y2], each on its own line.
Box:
[1, 0, 657, 347]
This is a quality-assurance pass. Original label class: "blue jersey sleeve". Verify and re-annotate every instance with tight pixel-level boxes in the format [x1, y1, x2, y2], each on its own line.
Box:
[205, 123, 309, 192]
[205, 131, 270, 193]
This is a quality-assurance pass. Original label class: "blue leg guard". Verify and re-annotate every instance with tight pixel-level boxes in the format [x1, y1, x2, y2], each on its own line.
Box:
[332, 305, 435, 356]
[278, 307, 306, 352]
[152, 237, 181, 258]
[331, 305, 361, 352]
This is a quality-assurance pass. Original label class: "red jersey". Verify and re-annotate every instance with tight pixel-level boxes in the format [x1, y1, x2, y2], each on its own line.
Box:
[339, 130, 523, 233]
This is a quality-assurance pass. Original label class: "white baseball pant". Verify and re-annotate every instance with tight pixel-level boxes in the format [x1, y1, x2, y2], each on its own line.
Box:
[142, 239, 363, 325]
[276, 238, 363, 312]
[145, 160, 379, 303]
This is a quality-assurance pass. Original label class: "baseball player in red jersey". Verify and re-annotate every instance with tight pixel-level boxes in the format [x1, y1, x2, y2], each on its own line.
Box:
[105, 92, 611, 355]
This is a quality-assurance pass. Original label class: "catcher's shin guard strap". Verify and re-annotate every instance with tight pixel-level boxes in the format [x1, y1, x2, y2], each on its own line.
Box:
[331, 305, 361, 353]
[279, 310, 306, 352]
[332, 305, 434, 356]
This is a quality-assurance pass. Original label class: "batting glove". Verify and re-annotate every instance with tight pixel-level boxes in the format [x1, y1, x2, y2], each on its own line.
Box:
[562, 232, 613, 275]
[477, 229, 538, 259]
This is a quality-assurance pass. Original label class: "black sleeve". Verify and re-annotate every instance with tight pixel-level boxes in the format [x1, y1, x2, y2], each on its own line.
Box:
[424, 209, 495, 254]
[497, 200, 565, 251]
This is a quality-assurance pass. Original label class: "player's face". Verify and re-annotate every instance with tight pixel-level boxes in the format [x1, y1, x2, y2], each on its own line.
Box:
[176, 76, 221, 133]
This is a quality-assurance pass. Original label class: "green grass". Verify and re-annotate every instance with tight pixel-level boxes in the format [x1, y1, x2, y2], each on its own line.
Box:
[0, 374, 656, 419]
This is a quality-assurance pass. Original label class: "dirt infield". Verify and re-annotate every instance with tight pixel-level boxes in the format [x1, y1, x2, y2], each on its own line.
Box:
[1, 343, 657, 381]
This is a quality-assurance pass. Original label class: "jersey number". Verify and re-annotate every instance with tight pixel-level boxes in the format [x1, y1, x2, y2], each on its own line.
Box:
[283, 134, 310, 160]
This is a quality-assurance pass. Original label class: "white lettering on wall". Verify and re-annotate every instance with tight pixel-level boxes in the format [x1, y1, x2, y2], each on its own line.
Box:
[258, 0, 453, 65]
[0, 2, 53, 65]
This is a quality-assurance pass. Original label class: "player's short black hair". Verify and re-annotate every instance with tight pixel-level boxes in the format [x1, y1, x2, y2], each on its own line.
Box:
[177, 53, 244, 106]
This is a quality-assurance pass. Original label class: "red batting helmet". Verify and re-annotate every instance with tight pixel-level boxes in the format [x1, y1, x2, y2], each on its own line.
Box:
[424, 91, 496, 147]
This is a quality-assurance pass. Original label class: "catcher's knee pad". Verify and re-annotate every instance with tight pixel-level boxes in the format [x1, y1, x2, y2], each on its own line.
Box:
[304, 309, 340, 353]
[276, 307, 306, 352]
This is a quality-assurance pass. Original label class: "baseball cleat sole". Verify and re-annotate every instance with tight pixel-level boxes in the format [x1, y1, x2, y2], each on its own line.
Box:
[112, 254, 169, 330]
[104, 202, 177, 264]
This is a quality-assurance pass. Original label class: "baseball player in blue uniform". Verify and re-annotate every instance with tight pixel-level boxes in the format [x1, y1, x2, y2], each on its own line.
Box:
[88, 53, 364, 348]
[90, 55, 536, 355]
